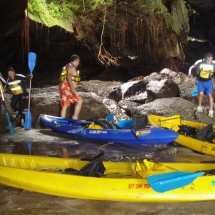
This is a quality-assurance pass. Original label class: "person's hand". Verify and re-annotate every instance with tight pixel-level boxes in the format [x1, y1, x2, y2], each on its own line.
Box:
[27, 74, 33, 79]
[188, 74, 193, 79]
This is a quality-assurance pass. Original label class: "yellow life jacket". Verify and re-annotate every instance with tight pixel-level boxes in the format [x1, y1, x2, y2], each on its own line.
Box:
[197, 63, 214, 79]
[8, 80, 23, 95]
[88, 122, 103, 129]
[73, 70, 80, 84]
[0, 81, 4, 93]
[59, 64, 81, 84]
[59, 66, 67, 82]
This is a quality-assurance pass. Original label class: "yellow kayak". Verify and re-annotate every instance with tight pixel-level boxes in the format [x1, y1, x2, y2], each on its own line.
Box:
[1, 153, 215, 202]
[148, 114, 215, 157]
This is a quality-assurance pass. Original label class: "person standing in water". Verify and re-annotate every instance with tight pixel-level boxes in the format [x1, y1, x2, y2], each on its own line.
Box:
[59, 55, 83, 119]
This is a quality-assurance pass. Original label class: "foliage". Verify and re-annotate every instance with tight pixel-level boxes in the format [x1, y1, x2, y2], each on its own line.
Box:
[28, 0, 80, 26]
[27, 0, 190, 67]
[133, 0, 168, 14]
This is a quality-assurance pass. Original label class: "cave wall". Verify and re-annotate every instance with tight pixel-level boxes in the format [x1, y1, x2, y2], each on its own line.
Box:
[0, 1, 27, 73]
[0, 0, 215, 84]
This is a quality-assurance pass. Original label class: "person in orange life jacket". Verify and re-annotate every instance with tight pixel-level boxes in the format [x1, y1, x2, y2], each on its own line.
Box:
[59, 55, 83, 119]
[5, 67, 33, 127]
[0, 73, 7, 114]
[188, 52, 215, 117]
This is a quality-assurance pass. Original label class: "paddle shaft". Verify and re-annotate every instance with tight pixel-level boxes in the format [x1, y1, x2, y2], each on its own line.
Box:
[28, 77, 32, 108]
[0, 86, 14, 138]
[24, 52, 36, 130]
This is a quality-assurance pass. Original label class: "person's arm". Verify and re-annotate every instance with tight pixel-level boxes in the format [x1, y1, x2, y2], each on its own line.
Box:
[0, 73, 6, 84]
[188, 59, 202, 78]
[67, 66, 77, 95]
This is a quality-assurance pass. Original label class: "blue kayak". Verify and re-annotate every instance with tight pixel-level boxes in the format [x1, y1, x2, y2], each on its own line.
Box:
[40, 114, 178, 145]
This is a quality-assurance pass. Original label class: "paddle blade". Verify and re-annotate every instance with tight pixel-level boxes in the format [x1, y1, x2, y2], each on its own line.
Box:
[5, 112, 14, 138]
[106, 113, 114, 122]
[26, 141, 32, 155]
[28, 52, 36, 74]
[24, 108, 32, 130]
[116, 119, 135, 129]
[191, 88, 198, 97]
[147, 171, 204, 193]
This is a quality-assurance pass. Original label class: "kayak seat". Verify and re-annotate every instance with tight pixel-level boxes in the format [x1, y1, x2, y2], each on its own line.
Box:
[62, 152, 106, 177]
[95, 119, 117, 129]
[178, 125, 197, 136]
[195, 124, 215, 142]
[179, 124, 215, 143]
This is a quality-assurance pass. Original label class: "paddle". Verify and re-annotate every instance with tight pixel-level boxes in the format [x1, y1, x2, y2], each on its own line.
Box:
[106, 113, 114, 122]
[0, 86, 14, 138]
[24, 52, 36, 130]
[116, 119, 135, 129]
[26, 141, 32, 155]
[147, 168, 215, 193]
[191, 88, 198, 97]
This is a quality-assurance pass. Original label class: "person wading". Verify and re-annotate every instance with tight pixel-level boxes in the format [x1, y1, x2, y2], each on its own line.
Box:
[59, 55, 83, 119]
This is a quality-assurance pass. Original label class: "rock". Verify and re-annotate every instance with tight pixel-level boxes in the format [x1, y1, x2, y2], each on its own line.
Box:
[1, 67, 215, 129]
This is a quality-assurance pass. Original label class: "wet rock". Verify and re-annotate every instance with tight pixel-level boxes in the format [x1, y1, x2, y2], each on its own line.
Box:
[146, 79, 179, 103]
[1, 67, 215, 129]
[80, 80, 122, 98]
[120, 80, 147, 103]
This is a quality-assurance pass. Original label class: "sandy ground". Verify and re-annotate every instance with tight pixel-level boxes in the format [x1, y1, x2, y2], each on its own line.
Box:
[1, 127, 215, 214]
[1, 185, 215, 215]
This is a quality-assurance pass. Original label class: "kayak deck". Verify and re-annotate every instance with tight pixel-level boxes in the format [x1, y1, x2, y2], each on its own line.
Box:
[1, 153, 215, 202]
[39, 114, 178, 145]
[148, 114, 215, 156]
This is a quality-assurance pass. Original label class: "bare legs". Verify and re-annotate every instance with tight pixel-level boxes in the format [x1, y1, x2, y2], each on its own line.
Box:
[60, 97, 83, 119]
[208, 94, 214, 111]
[198, 92, 213, 111]
[72, 97, 83, 119]
[60, 105, 69, 118]
[198, 92, 203, 107]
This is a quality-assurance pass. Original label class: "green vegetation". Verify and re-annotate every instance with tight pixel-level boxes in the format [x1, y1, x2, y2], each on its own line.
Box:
[27, 0, 190, 66]
[28, 0, 114, 30]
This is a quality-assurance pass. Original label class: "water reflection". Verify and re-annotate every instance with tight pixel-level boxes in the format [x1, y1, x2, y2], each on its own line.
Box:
[1, 133, 215, 164]
[0, 138, 180, 162]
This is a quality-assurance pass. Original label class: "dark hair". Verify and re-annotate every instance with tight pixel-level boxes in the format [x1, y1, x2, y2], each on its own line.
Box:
[205, 52, 213, 59]
[70, 55, 80, 62]
[7, 67, 15, 72]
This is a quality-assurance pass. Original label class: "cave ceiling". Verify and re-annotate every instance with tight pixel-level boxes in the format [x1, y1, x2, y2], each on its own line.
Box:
[0, 0, 215, 83]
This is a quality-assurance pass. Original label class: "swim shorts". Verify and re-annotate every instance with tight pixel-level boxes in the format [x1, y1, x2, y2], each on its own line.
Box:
[196, 79, 213, 95]
[59, 81, 81, 108]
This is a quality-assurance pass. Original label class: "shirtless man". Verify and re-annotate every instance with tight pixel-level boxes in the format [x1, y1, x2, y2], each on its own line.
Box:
[59, 55, 83, 119]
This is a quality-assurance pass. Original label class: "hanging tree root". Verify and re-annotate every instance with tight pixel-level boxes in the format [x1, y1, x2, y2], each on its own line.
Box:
[98, 7, 120, 67]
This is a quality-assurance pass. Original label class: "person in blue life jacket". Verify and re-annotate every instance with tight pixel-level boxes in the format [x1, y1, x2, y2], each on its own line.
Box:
[0, 74, 7, 114]
[188, 52, 215, 117]
[5, 67, 33, 127]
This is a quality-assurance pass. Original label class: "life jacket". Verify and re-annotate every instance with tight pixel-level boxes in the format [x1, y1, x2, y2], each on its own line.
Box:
[59, 64, 81, 84]
[7, 74, 26, 95]
[196, 62, 215, 79]
[73, 70, 80, 84]
[59, 66, 67, 82]
[0, 81, 4, 93]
